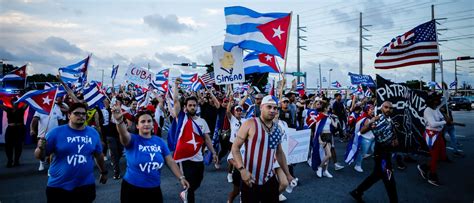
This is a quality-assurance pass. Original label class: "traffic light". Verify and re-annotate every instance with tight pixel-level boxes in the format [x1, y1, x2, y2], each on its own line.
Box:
[456, 56, 472, 60]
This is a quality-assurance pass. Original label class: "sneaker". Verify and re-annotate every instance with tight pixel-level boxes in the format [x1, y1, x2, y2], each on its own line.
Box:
[334, 162, 345, 171]
[180, 189, 188, 203]
[349, 190, 364, 203]
[38, 161, 45, 171]
[214, 163, 221, 170]
[227, 173, 233, 183]
[286, 179, 297, 193]
[113, 174, 122, 180]
[104, 156, 108, 161]
[427, 173, 440, 186]
[316, 167, 322, 178]
[279, 194, 287, 201]
[354, 165, 364, 173]
[417, 164, 428, 180]
[323, 170, 333, 178]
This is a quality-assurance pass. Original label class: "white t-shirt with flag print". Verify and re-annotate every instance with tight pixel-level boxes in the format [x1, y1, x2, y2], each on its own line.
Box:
[190, 116, 210, 162]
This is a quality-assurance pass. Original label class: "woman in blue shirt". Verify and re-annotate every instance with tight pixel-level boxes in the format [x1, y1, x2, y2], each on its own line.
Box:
[111, 105, 189, 203]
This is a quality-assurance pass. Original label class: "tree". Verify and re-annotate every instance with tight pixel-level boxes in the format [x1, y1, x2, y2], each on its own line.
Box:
[405, 80, 428, 91]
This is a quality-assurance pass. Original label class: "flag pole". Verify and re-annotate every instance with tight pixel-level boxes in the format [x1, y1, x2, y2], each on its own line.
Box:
[43, 87, 59, 138]
[282, 12, 293, 85]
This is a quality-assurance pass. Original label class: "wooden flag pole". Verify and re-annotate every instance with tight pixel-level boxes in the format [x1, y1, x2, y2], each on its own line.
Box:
[282, 12, 293, 78]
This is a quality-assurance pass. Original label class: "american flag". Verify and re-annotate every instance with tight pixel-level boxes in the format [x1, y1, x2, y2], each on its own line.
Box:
[201, 72, 215, 85]
[375, 20, 439, 69]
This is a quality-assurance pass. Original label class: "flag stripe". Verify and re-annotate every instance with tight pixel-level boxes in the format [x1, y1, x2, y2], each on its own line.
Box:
[375, 52, 439, 63]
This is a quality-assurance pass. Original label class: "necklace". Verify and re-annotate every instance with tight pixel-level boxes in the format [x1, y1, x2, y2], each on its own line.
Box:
[259, 117, 274, 133]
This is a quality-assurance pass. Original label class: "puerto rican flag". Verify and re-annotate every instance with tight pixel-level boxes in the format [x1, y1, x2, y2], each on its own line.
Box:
[173, 111, 204, 162]
[15, 88, 58, 114]
[1, 65, 27, 81]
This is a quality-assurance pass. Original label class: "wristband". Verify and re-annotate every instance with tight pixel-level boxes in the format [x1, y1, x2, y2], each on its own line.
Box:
[179, 176, 185, 180]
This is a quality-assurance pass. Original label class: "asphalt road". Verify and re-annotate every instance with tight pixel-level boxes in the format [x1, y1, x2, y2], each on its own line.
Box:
[1, 111, 473, 203]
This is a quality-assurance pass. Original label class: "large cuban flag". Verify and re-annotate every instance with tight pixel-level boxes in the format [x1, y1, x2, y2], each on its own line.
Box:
[224, 6, 291, 59]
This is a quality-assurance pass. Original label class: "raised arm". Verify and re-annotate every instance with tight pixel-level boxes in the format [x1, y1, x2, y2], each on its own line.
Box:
[208, 89, 220, 108]
[111, 103, 131, 146]
[173, 78, 182, 118]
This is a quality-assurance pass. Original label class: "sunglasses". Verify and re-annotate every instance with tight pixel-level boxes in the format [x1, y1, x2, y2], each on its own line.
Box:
[72, 112, 87, 116]
[383, 106, 394, 109]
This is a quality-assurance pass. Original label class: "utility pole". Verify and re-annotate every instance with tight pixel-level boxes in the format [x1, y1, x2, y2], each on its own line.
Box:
[455, 60, 457, 93]
[359, 12, 372, 75]
[319, 64, 322, 92]
[297, 14, 307, 83]
[100, 69, 104, 85]
[431, 5, 436, 90]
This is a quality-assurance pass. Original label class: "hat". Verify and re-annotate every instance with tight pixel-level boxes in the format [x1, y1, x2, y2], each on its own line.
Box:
[234, 105, 243, 111]
[261, 95, 278, 105]
[282, 97, 290, 102]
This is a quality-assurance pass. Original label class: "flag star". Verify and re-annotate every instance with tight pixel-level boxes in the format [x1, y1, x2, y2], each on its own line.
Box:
[186, 133, 199, 150]
[272, 26, 285, 40]
[42, 96, 52, 105]
[264, 55, 273, 62]
[19, 70, 24, 75]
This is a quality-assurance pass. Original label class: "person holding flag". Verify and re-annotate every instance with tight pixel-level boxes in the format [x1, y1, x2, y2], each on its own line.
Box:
[171, 77, 218, 203]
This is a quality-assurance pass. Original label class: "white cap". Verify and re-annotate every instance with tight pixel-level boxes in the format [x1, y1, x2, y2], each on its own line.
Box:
[261, 95, 278, 105]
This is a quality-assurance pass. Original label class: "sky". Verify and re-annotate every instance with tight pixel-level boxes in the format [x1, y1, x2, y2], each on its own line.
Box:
[0, 0, 473, 88]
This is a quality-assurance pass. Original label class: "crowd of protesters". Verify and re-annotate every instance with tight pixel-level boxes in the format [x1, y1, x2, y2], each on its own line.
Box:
[0, 76, 466, 203]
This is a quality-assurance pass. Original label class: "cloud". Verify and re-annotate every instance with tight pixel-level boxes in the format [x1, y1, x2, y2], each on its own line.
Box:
[40, 36, 83, 55]
[329, 0, 394, 29]
[0, 12, 79, 29]
[334, 37, 358, 48]
[143, 14, 194, 34]
[155, 52, 191, 65]
[203, 8, 222, 16]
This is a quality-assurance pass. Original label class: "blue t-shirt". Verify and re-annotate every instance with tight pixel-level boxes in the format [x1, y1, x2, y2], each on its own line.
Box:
[124, 134, 170, 188]
[45, 125, 102, 190]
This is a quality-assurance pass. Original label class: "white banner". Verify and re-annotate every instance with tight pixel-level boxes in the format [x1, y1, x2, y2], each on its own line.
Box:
[281, 128, 311, 164]
[125, 64, 155, 87]
[212, 45, 244, 85]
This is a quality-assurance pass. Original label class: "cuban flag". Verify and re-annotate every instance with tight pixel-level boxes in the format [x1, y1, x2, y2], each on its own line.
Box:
[449, 81, 457, 89]
[156, 68, 169, 80]
[59, 55, 90, 84]
[331, 81, 342, 88]
[364, 88, 372, 98]
[0, 65, 27, 81]
[181, 73, 198, 86]
[172, 111, 204, 162]
[0, 91, 20, 108]
[15, 88, 58, 114]
[151, 79, 169, 93]
[111, 65, 119, 80]
[44, 82, 67, 97]
[241, 84, 250, 92]
[427, 81, 442, 89]
[344, 113, 368, 165]
[243, 51, 280, 74]
[310, 113, 331, 171]
[304, 109, 318, 129]
[83, 82, 106, 108]
[224, 6, 291, 59]
[191, 77, 206, 92]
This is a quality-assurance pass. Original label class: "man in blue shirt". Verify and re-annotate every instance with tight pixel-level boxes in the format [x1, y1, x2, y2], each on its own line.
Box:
[35, 102, 107, 203]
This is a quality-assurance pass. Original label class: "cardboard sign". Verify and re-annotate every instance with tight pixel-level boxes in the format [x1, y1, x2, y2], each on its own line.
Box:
[212, 45, 244, 85]
[281, 128, 311, 164]
[125, 64, 155, 87]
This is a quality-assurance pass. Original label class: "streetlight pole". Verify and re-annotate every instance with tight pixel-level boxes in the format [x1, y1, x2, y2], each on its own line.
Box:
[420, 76, 424, 90]
[328, 68, 333, 90]
[100, 69, 104, 85]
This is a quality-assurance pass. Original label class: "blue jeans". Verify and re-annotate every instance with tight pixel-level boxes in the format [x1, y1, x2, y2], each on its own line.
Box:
[355, 136, 375, 167]
[445, 125, 459, 152]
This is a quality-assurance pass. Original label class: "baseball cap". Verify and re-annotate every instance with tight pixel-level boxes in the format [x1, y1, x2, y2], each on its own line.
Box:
[261, 95, 278, 105]
[234, 105, 243, 111]
[282, 97, 290, 102]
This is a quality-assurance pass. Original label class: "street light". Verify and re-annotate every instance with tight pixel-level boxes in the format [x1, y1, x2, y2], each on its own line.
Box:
[328, 68, 333, 90]
[420, 76, 424, 90]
